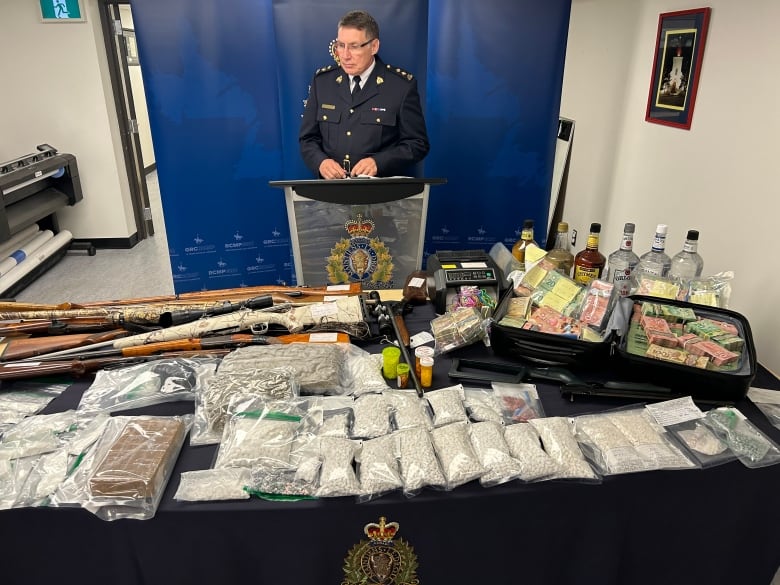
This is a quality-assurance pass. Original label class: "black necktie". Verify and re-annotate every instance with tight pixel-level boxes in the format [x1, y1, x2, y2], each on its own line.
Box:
[352, 76, 362, 98]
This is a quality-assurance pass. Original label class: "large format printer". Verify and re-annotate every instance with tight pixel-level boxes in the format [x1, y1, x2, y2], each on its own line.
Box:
[0, 144, 85, 296]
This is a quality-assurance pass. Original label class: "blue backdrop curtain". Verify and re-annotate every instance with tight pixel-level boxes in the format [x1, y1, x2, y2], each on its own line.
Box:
[131, 0, 570, 293]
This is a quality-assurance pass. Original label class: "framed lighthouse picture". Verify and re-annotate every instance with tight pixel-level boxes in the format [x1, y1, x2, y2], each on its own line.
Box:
[645, 8, 711, 129]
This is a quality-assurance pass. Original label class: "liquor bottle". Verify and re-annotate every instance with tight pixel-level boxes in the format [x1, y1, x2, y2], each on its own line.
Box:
[605, 222, 640, 296]
[546, 221, 574, 276]
[511, 219, 537, 271]
[573, 222, 606, 285]
[668, 229, 704, 280]
[635, 223, 672, 277]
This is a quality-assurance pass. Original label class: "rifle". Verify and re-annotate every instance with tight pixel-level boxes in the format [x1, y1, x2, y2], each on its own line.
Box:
[0, 329, 129, 362]
[0, 295, 274, 328]
[0, 283, 363, 311]
[32, 331, 351, 361]
[368, 291, 423, 396]
[0, 349, 233, 382]
[0, 317, 125, 337]
[23, 296, 365, 362]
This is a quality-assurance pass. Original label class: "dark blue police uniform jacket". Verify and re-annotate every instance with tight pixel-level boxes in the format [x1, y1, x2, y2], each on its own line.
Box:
[299, 56, 430, 177]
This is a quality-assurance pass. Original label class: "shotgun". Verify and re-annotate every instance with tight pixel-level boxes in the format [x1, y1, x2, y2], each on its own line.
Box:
[32, 331, 351, 361]
[0, 283, 363, 312]
[369, 292, 423, 396]
[0, 329, 129, 361]
[0, 317, 126, 337]
[77, 282, 363, 307]
[0, 350, 233, 382]
[0, 295, 274, 328]
[23, 296, 365, 362]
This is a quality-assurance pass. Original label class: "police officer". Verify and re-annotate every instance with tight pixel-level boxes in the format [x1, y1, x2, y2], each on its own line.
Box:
[299, 10, 430, 179]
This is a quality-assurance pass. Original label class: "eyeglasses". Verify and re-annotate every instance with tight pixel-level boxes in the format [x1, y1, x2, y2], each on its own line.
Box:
[334, 39, 375, 53]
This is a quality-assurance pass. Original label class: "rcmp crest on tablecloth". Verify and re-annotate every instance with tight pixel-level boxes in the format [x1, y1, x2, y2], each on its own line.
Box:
[342, 517, 419, 585]
[327, 213, 394, 287]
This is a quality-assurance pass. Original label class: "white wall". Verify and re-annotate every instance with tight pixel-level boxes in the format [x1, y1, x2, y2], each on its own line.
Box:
[0, 0, 136, 239]
[561, 0, 780, 375]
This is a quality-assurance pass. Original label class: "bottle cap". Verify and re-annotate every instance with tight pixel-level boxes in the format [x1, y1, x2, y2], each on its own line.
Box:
[656, 223, 668, 235]
[589, 222, 601, 233]
[624, 223, 635, 233]
[558, 221, 568, 231]
[686, 229, 699, 240]
[523, 219, 534, 228]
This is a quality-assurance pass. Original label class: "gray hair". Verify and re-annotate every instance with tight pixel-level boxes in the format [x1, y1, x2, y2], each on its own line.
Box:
[338, 10, 379, 40]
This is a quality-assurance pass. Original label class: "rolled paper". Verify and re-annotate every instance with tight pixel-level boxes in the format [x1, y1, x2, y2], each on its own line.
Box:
[0, 230, 73, 295]
[0, 230, 55, 277]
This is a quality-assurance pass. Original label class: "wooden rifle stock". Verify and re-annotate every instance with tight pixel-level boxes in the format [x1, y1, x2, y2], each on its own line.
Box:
[0, 330, 129, 362]
[0, 317, 125, 337]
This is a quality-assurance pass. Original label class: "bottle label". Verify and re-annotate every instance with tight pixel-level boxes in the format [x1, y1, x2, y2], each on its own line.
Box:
[610, 265, 633, 296]
[621, 235, 633, 251]
[574, 265, 600, 285]
[586, 235, 600, 249]
[640, 264, 664, 276]
[651, 233, 667, 253]
[683, 241, 698, 253]
[521, 229, 534, 240]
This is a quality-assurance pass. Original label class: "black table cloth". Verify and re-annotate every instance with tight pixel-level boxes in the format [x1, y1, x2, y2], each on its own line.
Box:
[1, 301, 778, 585]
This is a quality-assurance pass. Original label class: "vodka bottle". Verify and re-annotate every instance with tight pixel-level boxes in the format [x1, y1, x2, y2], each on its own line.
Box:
[636, 223, 672, 277]
[573, 222, 606, 285]
[668, 229, 704, 280]
[606, 222, 640, 296]
[546, 221, 574, 276]
[511, 219, 537, 271]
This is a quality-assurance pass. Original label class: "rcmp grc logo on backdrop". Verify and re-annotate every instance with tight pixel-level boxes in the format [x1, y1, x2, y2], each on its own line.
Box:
[342, 517, 419, 585]
[328, 214, 394, 288]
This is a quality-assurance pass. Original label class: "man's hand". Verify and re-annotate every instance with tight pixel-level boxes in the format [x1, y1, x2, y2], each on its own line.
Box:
[350, 157, 377, 177]
[319, 159, 348, 180]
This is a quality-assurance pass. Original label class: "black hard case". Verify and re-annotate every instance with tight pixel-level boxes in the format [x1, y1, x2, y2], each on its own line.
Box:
[489, 290, 757, 404]
[488, 289, 615, 367]
[613, 295, 757, 403]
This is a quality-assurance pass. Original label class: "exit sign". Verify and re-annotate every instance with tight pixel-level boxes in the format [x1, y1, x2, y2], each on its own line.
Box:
[40, 0, 85, 22]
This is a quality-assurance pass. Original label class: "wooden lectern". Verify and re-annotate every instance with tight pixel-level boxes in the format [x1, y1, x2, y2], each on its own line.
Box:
[269, 178, 445, 288]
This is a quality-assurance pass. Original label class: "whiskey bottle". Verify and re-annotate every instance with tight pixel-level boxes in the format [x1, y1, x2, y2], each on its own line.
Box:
[573, 222, 606, 285]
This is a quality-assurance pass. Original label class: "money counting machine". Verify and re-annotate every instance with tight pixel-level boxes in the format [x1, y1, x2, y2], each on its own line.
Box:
[425, 249, 506, 314]
[0, 144, 86, 295]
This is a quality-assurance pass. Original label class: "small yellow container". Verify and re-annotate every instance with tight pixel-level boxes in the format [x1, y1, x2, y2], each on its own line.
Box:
[420, 356, 434, 388]
[414, 346, 435, 378]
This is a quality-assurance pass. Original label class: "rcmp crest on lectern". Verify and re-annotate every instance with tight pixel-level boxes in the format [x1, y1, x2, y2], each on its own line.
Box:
[342, 517, 419, 585]
[327, 214, 394, 287]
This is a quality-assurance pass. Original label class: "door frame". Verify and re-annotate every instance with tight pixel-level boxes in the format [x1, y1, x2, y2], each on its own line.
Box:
[98, 0, 154, 240]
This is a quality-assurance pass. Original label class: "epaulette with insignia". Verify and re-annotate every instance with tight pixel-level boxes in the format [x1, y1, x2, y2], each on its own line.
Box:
[315, 64, 335, 76]
[385, 63, 414, 81]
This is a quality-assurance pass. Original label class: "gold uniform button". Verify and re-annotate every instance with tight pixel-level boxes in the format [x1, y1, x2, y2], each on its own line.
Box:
[346, 131, 351, 136]
[349, 109, 354, 114]
[322, 115, 328, 120]
[376, 118, 381, 123]
[345, 155, 350, 159]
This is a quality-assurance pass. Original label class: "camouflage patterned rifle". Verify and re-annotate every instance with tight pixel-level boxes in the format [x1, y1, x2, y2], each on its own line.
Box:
[19, 296, 365, 362]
